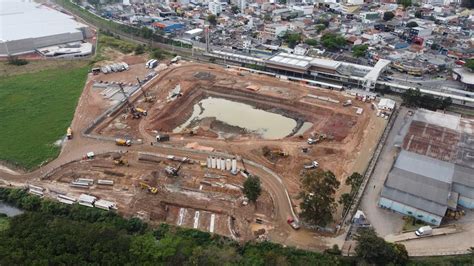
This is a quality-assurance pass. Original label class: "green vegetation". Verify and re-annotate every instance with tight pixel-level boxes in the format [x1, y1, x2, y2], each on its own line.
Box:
[305, 38, 318, 47]
[402, 88, 452, 111]
[299, 170, 340, 227]
[2, 188, 472, 265]
[99, 34, 138, 54]
[383, 11, 395, 21]
[283, 32, 302, 49]
[0, 188, 342, 265]
[244, 64, 265, 71]
[0, 63, 89, 169]
[7, 56, 29, 66]
[355, 228, 409, 265]
[339, 172, 363, 213]
[0, 215, 9, 231]
[231, 5, 240, 14]
[207, 14, 217, 26]
[243, 175, 262, 203]
[352, 44, 369, 58]
[406, 21, 419, 28]
[321, 33, 346, 51]
[398, 0, 412, 8]
[402, 216, 427, 232]
[466, 59, 474, 71]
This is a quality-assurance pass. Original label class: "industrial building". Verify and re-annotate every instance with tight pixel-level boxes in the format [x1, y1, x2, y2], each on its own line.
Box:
[379, 109, 474, 226]
[0, 0, 91, 56]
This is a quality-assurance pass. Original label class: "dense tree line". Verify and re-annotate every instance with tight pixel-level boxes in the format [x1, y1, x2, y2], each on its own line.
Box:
[402, 89, 452, 110]
[0, 188, 339, 265]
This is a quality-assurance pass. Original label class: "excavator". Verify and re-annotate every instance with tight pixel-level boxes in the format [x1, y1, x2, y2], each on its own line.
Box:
[139, 182, 158, 194]
[136, 77, 155, 103]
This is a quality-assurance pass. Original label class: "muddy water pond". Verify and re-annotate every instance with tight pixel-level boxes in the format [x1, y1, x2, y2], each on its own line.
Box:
[174, 97, 298, 139]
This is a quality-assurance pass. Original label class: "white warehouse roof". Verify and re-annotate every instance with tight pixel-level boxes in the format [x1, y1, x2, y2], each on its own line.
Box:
[0, 0, 87, 43]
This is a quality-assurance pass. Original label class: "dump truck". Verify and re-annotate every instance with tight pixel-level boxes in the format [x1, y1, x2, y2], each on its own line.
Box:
[415, 226, 432, 237]
[156, 134, 170, 142]
[115, 138, 132, 146]
[66, 127, 73, 139]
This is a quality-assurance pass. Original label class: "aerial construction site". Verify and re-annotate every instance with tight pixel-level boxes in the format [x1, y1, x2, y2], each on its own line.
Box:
[6, 56, 388, 250]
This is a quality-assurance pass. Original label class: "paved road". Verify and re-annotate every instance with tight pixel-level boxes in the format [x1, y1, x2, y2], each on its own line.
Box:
[359, 107, 412, 237]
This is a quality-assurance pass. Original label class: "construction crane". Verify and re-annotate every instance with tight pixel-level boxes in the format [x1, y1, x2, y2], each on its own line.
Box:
[136, 77, 155, 102]
[118, 83, 147, 118]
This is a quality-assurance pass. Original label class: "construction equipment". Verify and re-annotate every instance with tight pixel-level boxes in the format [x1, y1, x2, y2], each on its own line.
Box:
[136, 77, 155, 103]
[114, 158, 129, 166]
[165, 162, 183, 176]
[307, 133, 330, 145]
[118, 83, 147, 119]
[139, 182, 158, 194]
[115, 138, 132, 146]
[240, 157, 250, 177]
[66, 127, 73, 139]
[304, 160, 319, 169]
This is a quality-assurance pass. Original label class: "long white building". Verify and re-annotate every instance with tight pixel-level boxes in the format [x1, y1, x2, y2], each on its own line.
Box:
[0, 0, 91, 56]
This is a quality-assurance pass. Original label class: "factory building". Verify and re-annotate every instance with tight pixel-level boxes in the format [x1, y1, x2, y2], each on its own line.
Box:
[0, 0, 91, 56]
[379, 109, 474, 225]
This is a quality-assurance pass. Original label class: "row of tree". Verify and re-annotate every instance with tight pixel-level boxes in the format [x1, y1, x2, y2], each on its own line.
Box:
[402, 88, 452, 110]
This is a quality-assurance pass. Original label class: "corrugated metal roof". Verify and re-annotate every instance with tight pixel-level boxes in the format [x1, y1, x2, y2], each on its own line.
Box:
[394, 150, 454, 183]
[386, 167, 451, 205]
[453, 164, 474, 188]
[381, 186, 448, 216]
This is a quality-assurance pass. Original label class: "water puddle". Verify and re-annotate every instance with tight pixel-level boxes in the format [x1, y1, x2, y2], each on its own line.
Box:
[174, 97, 297, 139]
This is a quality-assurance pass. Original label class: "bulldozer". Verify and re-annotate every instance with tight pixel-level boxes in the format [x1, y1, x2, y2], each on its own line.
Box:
[114, 158, 129, 166]
[139, 182, 158, 194]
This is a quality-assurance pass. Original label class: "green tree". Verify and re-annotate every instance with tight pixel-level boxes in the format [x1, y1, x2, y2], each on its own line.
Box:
[243, 175, 262, 203]
[346, 172, 364, 190]
[338, 193, 352, 213]
[398, 0, 412, 8]
[315, 24, 326, 33]
[406, 21, 418, 28]
[231, 5, 240, 14]
[321, 33, 346, 51]
[355, 228, 409, 265]
[264, 14, 272, 21]
[304, 38, 318, 46]
[150, 48, 167, 60]
[134, 44, 145, 55]
[283, 32, 302, 49]
[352, 44, 368, 58]
[383, 11, 395, 21]
[466, 59, 474, 71]
[430, 43, 440, 50]
[207, 14, 217, 26]
[299, 170, 340, 226]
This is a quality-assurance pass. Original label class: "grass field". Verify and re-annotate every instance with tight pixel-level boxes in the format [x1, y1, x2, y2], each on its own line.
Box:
[0, 62, 89, 170]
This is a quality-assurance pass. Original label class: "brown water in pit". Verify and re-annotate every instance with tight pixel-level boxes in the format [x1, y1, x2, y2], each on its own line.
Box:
[174, 97, 298, 139]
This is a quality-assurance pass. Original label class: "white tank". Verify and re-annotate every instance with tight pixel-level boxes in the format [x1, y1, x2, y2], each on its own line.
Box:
[211, 157, 217, 169]
[216, 157, 221, 170]
[220, 158, 225, 170]
[231, 158, 237, 172]
[226, 159, 231, 171]
[207, 157, 212, 168]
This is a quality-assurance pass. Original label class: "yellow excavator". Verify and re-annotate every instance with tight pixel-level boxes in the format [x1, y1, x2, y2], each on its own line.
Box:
[140, 182, 158, 194]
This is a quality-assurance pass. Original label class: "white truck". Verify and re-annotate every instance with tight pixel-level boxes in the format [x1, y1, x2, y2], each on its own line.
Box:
[304, 161, 319, 169]
[415, 226, 432, 237]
